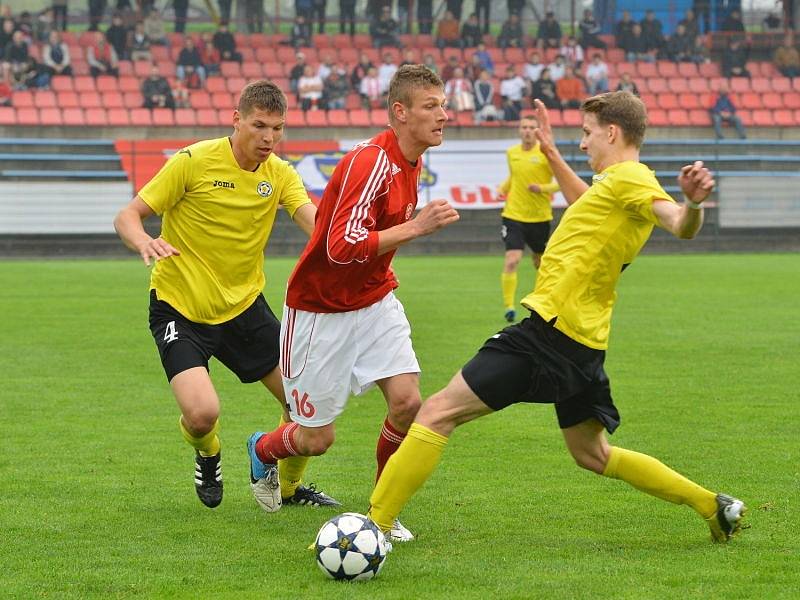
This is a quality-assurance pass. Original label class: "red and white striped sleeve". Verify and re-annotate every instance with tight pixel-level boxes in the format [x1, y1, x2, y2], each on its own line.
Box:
[326, 144, 390, 265]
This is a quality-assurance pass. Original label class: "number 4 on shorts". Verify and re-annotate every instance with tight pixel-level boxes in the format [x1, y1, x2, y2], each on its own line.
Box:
[164, 320, 178, 343]
[291, 389, 316, 418]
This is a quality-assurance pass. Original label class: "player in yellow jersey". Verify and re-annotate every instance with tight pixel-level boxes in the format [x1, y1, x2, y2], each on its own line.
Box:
[498, 114, 560, 322]
[367, 91, 745, 546]
[113, 80, 340, 511]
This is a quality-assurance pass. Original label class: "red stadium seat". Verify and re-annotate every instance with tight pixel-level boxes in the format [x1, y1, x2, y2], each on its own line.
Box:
[196, 108, 219, 126]
[206, 77, 227, 93]
[58, 91, 80, 108]
[250, 33, 271, 48]
[647, 78, 668, 93]
[454, 111, 474, 127]
[84, 108, 107, 126]
[688, 109, 710, 126]
[739, 92, 761, 110]
[737, 109, 753, 126]
[117, 60, 134, 76]
[338, 47, 359, 64]
[190, 90, 212, 108]
[751, 110, 774, 126]
[133, 60, 152, 77]
[750, 78, 771, 93]
[647, 108, 668, 126]
[211, 91, 234, 109]
[78, 91, 102, 109]
[119, 76, 140, 92]
[792, 77, 800, 92]
[688, 77, 708, 93]
[285, 109, 306, 127]
[657, 93, 679, 109]
[152, 108, 175, 126]
[39, 108, 63, 126]
[666, 109, 690, 126]
[262, 63, 285, 80]
[276, 45, 298, 62]
[327, 109, 349, 126]
[255, 47, 276, 63]
[772, 77, 792, 92]
[0, 106, 15, 124]
[762, 93, 783, 109]
[352, 34, 372, 49]
[12, 90, 34, 107]
[348, 109, 371, 126]
[677, 62, 699, 77]
[562, 109, 582, 127]
[773, 109, 794, 126]
[503, 47, 524, 63]
[795, 109, 800, 124]
[217, 108, 234, 125]
[656, 61, 678, 77]
[759, 62, 779, 77]
[667, 78, 689, 93]
[635, 62, 657, 78]
[51, 76, 74, 92]
[102, 91, 125, 108]
[638, 93, 657, 109]
[730, 78, 750, 93]
[96, 75, 118, 92]
[221, 62, 242, 77]
[679, 93, 702, 109]
[239, 47, 255, 63]
[698, 62, 720, 77]
[175, 108, 196, 126]
[782, 92, 800, 109]
[370, 109, 388, 127]
[123, 91, 142, 108]
[34, 90, 57, 108]
[226, 77, 247, 93]
[331, 34, 351, 49]
[16, 108, 38, 125]
[242, 62, 262, 79]
[130, 108, 153, 126]
[107, 108, 131, 126]
[72, 60, 90, 76]
[74, 76, 95, 92]
[304, 110, 328, 127]
[62, 108, 86, 126]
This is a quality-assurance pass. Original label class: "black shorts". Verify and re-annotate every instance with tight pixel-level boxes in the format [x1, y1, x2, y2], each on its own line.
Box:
[148, 290, 281, 383]
[501, 217, 551, 253]
[461, 311, 620, 433]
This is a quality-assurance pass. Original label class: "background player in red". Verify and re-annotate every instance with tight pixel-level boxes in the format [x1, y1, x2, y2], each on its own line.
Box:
[247, 65, 459, 540]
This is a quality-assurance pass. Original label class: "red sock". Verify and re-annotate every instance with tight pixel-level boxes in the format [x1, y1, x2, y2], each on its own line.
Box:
[376, 418, 406, 481]
[255, 423, 299, 463]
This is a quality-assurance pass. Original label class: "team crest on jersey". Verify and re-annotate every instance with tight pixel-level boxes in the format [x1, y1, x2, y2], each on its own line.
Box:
[405, 203, 413, 220]
[257, 181, 273, 197]
[592, 173, 607, 183]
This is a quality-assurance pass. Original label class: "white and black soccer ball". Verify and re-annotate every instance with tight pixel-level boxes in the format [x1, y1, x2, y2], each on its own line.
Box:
[314, 512, 388, 581]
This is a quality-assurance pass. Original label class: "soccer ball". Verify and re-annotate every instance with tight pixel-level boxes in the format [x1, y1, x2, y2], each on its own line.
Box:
[314, 512, 388, 581]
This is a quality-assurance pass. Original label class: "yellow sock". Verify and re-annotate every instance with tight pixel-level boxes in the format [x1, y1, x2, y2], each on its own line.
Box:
[368, 423, 448, 532]
[179, 417, 220, 457]
[277, 413, 309, 498]
[603, 447, 718, 518]
[501, 272, 518, 309]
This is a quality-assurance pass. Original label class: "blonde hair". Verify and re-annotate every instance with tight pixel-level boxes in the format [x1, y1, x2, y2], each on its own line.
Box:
[581, 91, 647, 148]
[386, 64, 443, 120]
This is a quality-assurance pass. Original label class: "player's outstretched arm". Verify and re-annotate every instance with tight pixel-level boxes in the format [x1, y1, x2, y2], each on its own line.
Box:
[653, 161, 714, 239]
[377, 199, 460, 256]
[532, 99, 589, 205]
[291, 202, 317, 237]
[114, 195, 180, 266]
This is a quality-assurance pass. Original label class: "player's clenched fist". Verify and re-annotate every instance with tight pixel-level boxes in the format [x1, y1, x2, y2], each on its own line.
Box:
[678, 160, 715, 204]
[412, 199, 460, 235]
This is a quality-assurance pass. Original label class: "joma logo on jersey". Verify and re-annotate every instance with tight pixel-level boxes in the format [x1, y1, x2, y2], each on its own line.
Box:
[213, 180, 236, 188]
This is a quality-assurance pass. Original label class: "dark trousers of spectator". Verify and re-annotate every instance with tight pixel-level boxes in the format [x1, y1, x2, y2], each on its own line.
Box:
[711, 112, 746, 139]
[246, 0, 263, 32]
[53, 5, 68, 31]
[417, 1, 433, 34]
[174, 0, 189, 32]
[44, 65, 73, 76]
[88, 0, 106, 30]
[312, 3, 326, 33]
[475, 0, 490, 34]
[340, 1, 355, 35]
[779, 66, 800, 78]
[144, 95, 175, 109]
[90, 65, 119, 77]
[218, 0, 232, 24]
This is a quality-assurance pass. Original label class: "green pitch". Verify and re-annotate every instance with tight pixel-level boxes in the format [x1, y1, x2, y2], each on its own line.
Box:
[1, 254, 798, 599]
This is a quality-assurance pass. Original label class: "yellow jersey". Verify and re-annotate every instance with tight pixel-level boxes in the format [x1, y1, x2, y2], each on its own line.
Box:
[521, 161, 673, 349]
[139, 137, 310, 324]
[499, 142, 559, 223]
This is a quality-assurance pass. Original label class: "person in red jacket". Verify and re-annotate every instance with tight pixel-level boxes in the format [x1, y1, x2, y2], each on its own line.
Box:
[247, 65, 459, 542]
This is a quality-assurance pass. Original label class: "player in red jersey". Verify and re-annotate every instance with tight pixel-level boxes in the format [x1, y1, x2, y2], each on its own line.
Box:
[247, 65, 459, 540]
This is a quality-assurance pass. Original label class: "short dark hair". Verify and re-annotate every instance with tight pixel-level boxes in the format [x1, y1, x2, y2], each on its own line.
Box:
[581, 91, 647, 148]
[386, 64, 443, 116]
[237, 80, 287, 116]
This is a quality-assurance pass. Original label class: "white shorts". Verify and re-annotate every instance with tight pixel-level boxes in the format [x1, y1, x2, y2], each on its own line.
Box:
[280, 292, 420, 427]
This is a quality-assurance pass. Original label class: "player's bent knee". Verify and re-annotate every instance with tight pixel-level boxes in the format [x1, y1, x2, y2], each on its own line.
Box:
[570, 448, 607, 474]
[389, 393, 422, 428]
[297, 426, 335, 456]
[182, 409, 218, 435]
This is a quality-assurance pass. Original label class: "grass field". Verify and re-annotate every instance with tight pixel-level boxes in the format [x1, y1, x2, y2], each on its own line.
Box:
[2, 253, 798, 599]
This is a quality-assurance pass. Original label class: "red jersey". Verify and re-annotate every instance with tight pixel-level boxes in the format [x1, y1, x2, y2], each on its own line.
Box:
[286, 129, 421, 312]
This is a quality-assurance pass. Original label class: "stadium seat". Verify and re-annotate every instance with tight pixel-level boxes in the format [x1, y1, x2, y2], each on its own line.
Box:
[759, 62, 779, 77]
[16, 108, 38, 125]
[133, 60, 152, 78]
[688, 77, 708, 93]
[285, 93, 299, 109]
[635, 62, 657, 78]
[249, 33, 270, 48]
[190, 90, 212, 109]
[795, 109, 800, 124]
[62, 108, 86, 126]
[730, 78, 750, 93]
[285, 109, 306, 127]
[0, 106, 15, 125]
[304, 110, 328, 127]
[751, 110, 774, 126]
[196, 108, 219, 126]
[750, 78, 771, 93]
[782, 92, 800, 109]
[677, 62, 699, 77]
[39, 108, 63, 126]
[647, 109, 668, 126]
[688, 109, 710, 126]
[217, 108, 234, 125]
[206, 77, 228, 93]
[123, 91, 142, 108]
[226, 77, 247, 94]
[157, 62, 174, 78]
[607, 48, 625, 63]
[455, 111, 474, 127]
[117, 76, 139, 92]
[102, 91, 125, 108]
[647, 78, 668, 93]
[221, 62, 242, 78]
[773, 109, 794, 126]
[370, 110, 388, 127]
[656, 61, 678, 77]
[698, 62, 720, 77]
[152, 108, 175, 126]
[792, 78, 800, 92]
[58, 91, 80, 108]
[255, 47, 276, 63]
[107, 108, 131, 126]
[173, 108, 196, 126]
[737, 109, 753, 126]
[242, 62, 262, 79]
[276, 45, 299, 63]
[503, 47, 525, 63]
[72, 60, 90, 76]
[667, 78, 689, 93]
[352, 34, 372, 49]
[84, 108, 107, 126]
[95, 75, 118, 92]
[562, 109, 582, 127]
[772, 77, 792, 92]
[74, 76, 96, 92]
[239, 47, 255, 63]
[762, 93, 783, 110]
[34, 90, 57, 108]
[338, 47, 359, 64]
[657, 93, 679, 109]
[78, 91, 102, 109]
[130, 108, 153, 126]
[349, 109, 371, 127]
[639, 93, 657, 109]
[312, 33, 331, 48]
[679, 93, 702, 109]
[666, 109, 689, 126]
[211, 91, 234, 109]
[740, 92, 761, 110]
[51, 76, 74, 92]
[327, 109, 349, 126]
[117, 60, 134, 76]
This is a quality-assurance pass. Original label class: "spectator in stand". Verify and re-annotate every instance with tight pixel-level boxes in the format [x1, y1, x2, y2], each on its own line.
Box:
[317, 52, 335, 81]
[584, 53, 608, 95]
[173, 0, 188, 32]
[614, 10, 635, 55]
[626, 24, 656, 63]
[377, 51, 398, 92]
[42, 30, 72, 76]
[0, 79, 11, 105]
[422, 52, 438, 73]
[507, 0, 524, 17]
[440, 54, 460, 82]
[213, 23, 242, 63]
[87, 31, 119, 77]
[774, 34, 800, 79]
[200, 36, 221, 76]
[217, 0, 232, 25]
[523, 51, 545, 87]
[311, 0, 327, 34]
[531, 67, 559, 109]
[289, 51, 307, 94]
[339, 0, 355, 36]
[296, 0, 313, 19]
[678, 9, 699, 43]
[616, 71, 639, 96]
[446, 0, 463, 20]
[474, 42, 494, 75]
[579, 8, 606, 49]
[548, 54, 566, 81]
[106, 13, 129, 60]
[322, 68, 348, 109]
[88, 0, 106, 31]
[537, 11, 561, 50]
[399, 48, 418, 67]
[397, 0, 410, 34]
[499, 64, 526, 121]
[464, 52, 484, 82]
[559, 36, 584, 70]
[3, 30, 29, 86]
[555, 65, 585, 109]
[129, 21, 152, 62]
[666, 24, 694, 62]
[176, 35, 205, 87]
[245, 0, 264, 33]
[721, 9, 745, 38]
[693, 0, 711, 34]
[722, 37, 750, 78]
[498, 12, 524, 50]
[473, 70, 499, 123]
[297, 63, 323, 111]
[0, 17, 13, 51]
[461, 12, 482, 49]
[288, 14, 311, 48]
[444, 66, 474, 112]
[35, 8, 55, 43]
[18, 56, 51, 89]
[358, 64, 383, 109]
[763, 12, 782, 31]
[143, 9, 168, 46]
[350, 51, 373, 89]
[640, 9, 665, 57]
[691, 34, 710, 64]
[370, 5, 401, 49]
[435, 10, 460, 49]
[417, 0, 433, 34]
[475, 0, 489, 34]
[142, 62, 175, 108]
[52, 0, 68, 32]
[710, 81, 746, 140]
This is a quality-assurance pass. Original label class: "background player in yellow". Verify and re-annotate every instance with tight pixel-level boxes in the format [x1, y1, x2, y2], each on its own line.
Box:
[368, 91, 745, 546]
[113, 80, 340, 511]
[498, 114, 561, 323]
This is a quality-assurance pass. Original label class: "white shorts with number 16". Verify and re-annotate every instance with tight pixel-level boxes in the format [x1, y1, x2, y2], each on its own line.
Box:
[280, 292, 420, 427]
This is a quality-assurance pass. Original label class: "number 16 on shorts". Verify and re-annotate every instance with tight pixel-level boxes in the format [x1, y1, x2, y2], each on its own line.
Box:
[290, 389, 316, 419]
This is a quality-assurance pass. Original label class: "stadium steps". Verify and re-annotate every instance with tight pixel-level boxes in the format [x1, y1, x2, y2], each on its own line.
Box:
[0, 138, 126, 181]
[0, 138, 117, 155]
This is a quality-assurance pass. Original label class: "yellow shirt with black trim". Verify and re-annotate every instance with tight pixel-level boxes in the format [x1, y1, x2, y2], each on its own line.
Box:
[499, 142, 560, 223]
[521, 161, 674, 349]
[138, 137, 310, 324]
